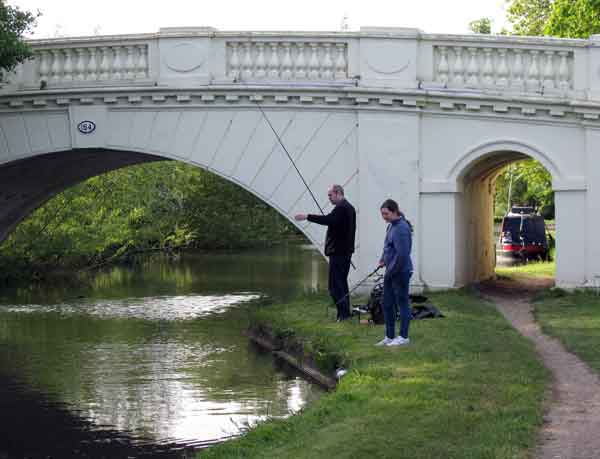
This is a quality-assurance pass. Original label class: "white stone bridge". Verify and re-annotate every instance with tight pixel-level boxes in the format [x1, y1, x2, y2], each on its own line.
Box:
[1, 26, 599, 289]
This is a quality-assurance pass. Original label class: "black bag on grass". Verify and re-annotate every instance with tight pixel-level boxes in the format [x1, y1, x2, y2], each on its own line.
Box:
[359, 282, 444, 324]
[367, 282, 385, 324]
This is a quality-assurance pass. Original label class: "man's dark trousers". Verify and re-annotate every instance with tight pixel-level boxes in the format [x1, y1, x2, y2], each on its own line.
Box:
[329, 254, 352, 319]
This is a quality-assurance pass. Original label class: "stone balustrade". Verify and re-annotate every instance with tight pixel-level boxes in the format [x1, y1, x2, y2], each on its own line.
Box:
[2, 28, 599, 102]
[37, 44, 149, 86]
[226, 40, 348, 81]
[432, 43, 574, 94]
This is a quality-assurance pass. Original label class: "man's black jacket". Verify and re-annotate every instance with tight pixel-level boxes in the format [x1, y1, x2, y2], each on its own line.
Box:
[307, 199, 356, 256]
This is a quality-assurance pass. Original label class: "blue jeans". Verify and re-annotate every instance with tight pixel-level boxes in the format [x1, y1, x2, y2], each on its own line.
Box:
[382, 271, 412, 339]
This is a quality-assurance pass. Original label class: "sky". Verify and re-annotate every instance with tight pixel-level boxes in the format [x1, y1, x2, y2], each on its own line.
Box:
[11, 0, 510, 39]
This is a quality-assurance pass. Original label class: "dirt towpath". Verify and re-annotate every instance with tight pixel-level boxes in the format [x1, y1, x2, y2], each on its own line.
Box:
[478, 278, 600, 459]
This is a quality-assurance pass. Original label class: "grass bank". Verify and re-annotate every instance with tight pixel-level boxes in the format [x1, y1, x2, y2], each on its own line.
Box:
[201, 291, 548, 459]
[533, 289, 600, 374]
[495, 260, 555, 279]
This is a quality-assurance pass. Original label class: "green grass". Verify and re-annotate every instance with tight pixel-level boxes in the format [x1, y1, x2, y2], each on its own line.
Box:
[201, 291, 548, 459]
[495, 260, 555, 279]
[533, 289, 600, 373]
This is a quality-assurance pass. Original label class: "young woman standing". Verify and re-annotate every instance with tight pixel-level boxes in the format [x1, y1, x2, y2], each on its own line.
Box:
[376, 199, 414, 347]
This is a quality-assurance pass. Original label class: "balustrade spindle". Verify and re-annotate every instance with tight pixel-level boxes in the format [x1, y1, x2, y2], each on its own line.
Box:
[255, 43, 266, 78]
[437, 46, 449, 85]
[466, 47, 479, 86]
[558, 51, 570, 91]
[268, 42, 280, 78]
[334, 43, 346, 79]
[321, 43, 333, 79]
[87, 48, 98, 80]
[295, 43, 307, 79]
[527, 50, 540, 91]
[281, 42, 293, 79]
[496, 49, 508, 87]
[308, 43, 320, 79]
[38, 50, 50, 84]
[50, 50, 62, 84]
[138, 45, 148, 78]
[542, 50, 555, 89]
[112, 47, 123, 79]
[242, 42, 253, 80]
[452, 47, 464, 85]
[63, 49, 75, 82]
[125, 46, 135, 79]
[228, 42, 240, 79]
[74, 48, 86, 81]
[512, 49, 524, 90]
[99, 47, 111, 80]
[482, 48, 494, 86]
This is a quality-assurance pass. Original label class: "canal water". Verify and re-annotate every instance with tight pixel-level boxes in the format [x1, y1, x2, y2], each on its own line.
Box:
[0, 245, 329, 458]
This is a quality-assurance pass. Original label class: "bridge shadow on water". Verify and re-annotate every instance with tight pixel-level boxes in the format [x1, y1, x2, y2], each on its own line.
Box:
[0, 370, 204, 459]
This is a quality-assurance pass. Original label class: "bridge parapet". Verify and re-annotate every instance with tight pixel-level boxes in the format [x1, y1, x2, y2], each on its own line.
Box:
[225, 39, 350, 82]
[3, 34, 155, 91]
[425, 36, 579, 97]
[1, 27, 598, 103]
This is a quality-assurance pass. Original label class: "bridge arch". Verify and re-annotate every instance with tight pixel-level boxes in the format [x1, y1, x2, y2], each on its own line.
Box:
[0, 106, 361, 269]
[448, 140, 561, 186]
[448, 140, 559, 285]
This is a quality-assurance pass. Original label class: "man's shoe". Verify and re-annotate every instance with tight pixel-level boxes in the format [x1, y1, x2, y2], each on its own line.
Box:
[386, 336, 410, 346]
[375, 337, 394, 346]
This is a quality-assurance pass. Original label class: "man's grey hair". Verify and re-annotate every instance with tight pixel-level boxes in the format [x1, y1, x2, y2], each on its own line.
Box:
[331, 184, 344, 195]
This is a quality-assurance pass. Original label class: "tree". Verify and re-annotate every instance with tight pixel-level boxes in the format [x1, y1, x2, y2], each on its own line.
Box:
[545, 0, 600, 38]
[506, 0, 600, 38]
[469, 17, 493, 34]
[494, 159, 554, 217]
[0, 161, 297, 282]
[0, 0, 39, 79]
[506, 0, 554, 36]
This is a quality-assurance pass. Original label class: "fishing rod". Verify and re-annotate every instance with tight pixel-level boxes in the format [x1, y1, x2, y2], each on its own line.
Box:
[252, 98, 356, 270]
[328, 265, 382, 318]
[253, 100, 324, 214]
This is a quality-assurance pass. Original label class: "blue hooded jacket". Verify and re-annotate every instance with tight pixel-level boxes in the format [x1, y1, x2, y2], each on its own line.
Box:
[381, 217, 413, 277]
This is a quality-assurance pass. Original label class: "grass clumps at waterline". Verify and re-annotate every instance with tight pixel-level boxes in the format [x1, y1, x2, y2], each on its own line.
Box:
[533, 289, 600, 374]
[201, 290, 548, 459]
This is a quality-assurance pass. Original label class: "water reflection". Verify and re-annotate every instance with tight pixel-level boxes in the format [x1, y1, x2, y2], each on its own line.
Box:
[0, 245, 327, 305]
[0, 244, 328, 456]
[1, 293, 261, 320]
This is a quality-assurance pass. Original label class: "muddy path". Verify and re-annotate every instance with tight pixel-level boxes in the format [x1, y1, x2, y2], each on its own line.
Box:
[478, 278, 600, 459]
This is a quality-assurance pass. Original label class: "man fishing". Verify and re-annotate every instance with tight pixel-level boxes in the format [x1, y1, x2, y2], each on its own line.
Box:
[295, 185, 356, 321]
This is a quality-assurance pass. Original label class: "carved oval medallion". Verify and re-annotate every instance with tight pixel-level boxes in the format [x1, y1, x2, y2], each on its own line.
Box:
[165, 42, 206, 73]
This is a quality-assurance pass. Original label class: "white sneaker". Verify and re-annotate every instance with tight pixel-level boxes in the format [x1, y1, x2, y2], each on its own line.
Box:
[375, 337, 394, 346]
[386, 336, 410, 346]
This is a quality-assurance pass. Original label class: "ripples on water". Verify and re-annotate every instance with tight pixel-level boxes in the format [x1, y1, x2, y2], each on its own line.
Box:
[0, 247, 329, 458]
[1, 293, 262, 320]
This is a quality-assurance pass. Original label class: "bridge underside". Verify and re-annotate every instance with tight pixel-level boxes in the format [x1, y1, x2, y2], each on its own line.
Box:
[0, 149, 164, 242]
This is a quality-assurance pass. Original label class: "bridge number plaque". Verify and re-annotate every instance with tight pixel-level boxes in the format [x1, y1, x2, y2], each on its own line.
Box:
[77, 120, 96, 134]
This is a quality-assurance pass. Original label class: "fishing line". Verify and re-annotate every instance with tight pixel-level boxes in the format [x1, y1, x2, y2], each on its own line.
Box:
[252, 99, 324, 214]
[249, 92, 357, 270]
